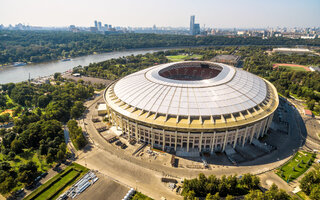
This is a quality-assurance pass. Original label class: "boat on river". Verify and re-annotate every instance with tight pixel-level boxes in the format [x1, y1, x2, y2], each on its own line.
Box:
[13, 62, 27, 67]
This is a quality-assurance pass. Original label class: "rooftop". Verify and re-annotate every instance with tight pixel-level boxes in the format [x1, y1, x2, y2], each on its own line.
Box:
[105, 61, 279, 129]
[273, 48, 311, 53]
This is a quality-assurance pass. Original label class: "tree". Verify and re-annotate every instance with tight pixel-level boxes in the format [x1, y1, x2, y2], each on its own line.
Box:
[251, 175, 260, 189]
[184, 190, 197, 200]
[240, 174, 253, 190]
[10, 139, 24, 154]
[70, 101, 85, 119]
[307, 100, 316, 111]
[310, 185, 320, 200]
[67, 119, 87, 149]
[54, 72, 62, 80]
[0, 113, 10, 123]
[300, 169, 320, 195]
[244, 190, 264, 200]
[0, 94, 6, 108]
[44, 101, 69, 122]
[7, 151, 16, 160]
[10, 84, 34, 106]
[56, 150, 65, 161]
[0, 177, 15, 194]
[205, 193, 220, 200]
[18, 161, 38, 184]
[225, 195, 234, 200]
[37, 95, 50, 108]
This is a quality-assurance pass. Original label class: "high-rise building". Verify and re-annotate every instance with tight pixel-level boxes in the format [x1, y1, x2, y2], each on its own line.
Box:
[194, 24, 200, 35]
[190, 15, 195, 35]
[98, 21, 102, 30]
[94, 20, 98, 28]
[190, 15, 200, 35]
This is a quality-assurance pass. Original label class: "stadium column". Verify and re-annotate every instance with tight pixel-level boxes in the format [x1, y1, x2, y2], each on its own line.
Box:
[260, 119, 267, 137]
[250, 124, 257, 143]
[151, 127, 154, 148]
[210, 131, 216, 153]
[149, 127, 152, 145]
[162, 130, 165, 151]
[174, 131, 177, 151]
[187, 132, 190, 152]
[256, 121, 263, 139]
[107, 106, 111, 124]
[261, 117, 268, 137]
[242, 126, 248, 147]
[135, 122, 139, 141]
[121, 116, 124, 134]
[199, 132, 203, 152]
[222, 130, 228, 152]
[233, 129, 239, 148]
[110, 111, 114, 126]
[266, 114, 273, 134]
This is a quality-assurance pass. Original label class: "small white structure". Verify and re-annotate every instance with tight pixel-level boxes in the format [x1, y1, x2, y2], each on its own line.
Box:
[72, 73, 81, 77]
[97, 103, 107, 116]
[272, 48, 311, 54]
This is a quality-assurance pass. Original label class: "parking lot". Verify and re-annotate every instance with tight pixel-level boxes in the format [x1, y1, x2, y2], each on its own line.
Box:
[76, 173, 129, 200]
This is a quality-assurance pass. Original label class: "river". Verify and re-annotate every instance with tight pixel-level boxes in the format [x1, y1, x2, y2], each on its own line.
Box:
[0, 48, 173, 84]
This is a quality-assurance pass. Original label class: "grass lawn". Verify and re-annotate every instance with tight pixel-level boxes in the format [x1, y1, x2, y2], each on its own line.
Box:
[296, 191, 310, 200]
[276, 151, 316, 182]
[166, 54, 202, 62]
[35, 170, 80, 200]
[25, 163, 89, 200]
[278, 65, 308, 72]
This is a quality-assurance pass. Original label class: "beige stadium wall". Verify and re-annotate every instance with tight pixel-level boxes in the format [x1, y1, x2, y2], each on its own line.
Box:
[106, 106, 274, 153]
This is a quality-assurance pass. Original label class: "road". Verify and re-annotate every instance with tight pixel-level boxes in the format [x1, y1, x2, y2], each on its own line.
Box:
[72, 90, 320, 200]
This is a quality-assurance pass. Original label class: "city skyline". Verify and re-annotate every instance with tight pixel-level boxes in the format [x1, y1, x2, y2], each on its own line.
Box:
[1, 0, 320, 28]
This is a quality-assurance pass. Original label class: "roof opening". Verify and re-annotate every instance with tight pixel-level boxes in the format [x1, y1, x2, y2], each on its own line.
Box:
[158, 62, 222, 81]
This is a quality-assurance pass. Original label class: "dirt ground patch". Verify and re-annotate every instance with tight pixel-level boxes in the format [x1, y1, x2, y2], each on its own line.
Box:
[63, 74, 112, 85]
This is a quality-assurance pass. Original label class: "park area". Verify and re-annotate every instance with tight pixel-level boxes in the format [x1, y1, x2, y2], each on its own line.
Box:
[166, 54, 202, 62]
[0, 149, 50, 172]
[25, 163, 89, 200]
[276, 151, 316, 182]
[273, 63, 310, 72]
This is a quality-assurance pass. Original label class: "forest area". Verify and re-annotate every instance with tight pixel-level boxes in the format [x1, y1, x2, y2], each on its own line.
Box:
[1, 30, 320, 65]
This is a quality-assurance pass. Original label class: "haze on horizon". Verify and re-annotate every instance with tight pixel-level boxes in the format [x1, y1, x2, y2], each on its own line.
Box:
[1, 0, 319, 28]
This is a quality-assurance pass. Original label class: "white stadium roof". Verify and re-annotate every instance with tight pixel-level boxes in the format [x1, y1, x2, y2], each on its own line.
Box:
[113, 61, 268, 117]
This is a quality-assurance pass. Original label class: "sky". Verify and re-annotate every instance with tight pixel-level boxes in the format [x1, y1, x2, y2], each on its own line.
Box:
[1, 0, 319, 28]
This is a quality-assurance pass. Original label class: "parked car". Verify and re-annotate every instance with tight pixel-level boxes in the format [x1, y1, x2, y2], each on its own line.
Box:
[41, 172, 48, 177]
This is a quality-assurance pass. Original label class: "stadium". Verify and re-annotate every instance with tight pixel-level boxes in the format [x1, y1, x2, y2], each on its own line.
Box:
[104, 61, 279, 153]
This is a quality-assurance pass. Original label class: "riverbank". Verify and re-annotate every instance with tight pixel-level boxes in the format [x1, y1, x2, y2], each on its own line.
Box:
[0, 47, 177, 84]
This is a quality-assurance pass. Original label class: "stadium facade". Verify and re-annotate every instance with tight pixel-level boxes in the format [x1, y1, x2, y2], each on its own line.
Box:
[104, 61, 279, 153]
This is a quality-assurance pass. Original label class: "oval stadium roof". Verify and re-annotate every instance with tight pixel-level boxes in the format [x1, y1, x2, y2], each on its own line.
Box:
[112, 61, 269, 117]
